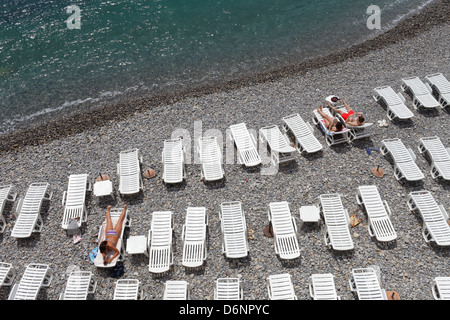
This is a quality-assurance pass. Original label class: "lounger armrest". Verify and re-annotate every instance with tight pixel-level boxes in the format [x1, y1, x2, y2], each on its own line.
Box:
[446, 147, 450, 157]
[344, 209, 350, 225]
[438, 205, 449, 221]
[432, 281, 439, 300]
[181, 224, 186, 241]
[250, 132, 258, 147]
[15, 198, 23, 217]
[424, 82, 433, 94]
[407, 148, 417, 161]
[348, 277, 356, 292]
[87, 181, 93, 192]
[397, 92, 406, 103]
[117, 163, 120, 175]
[308, 282, 315, 299]
[383, 200, 393, 216]
[8, 191, 17, 202]
[306, 122, 314, 134]
[291, 216, 298, 232]
[61, 191, 67, 207]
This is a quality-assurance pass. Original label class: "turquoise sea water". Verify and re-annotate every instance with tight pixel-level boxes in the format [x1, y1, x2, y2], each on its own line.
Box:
[0, 0, 436, 133]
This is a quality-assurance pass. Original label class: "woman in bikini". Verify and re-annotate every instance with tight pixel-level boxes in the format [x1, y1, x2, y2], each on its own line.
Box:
[99, 204, 127, 265]
[316, 105, 343, 132]
[327, 96, 365, 126]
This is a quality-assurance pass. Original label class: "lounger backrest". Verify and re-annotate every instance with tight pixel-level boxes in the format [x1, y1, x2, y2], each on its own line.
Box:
[0, 185, 12, 213]
[12, 264, 51, 300]
[119, 149, 140, 176]
[229, 123, 256, 150]
[114, 279, 141, 300]
[426, 73, 450, 94]
[351, 268, 385, 300]
[269, 202, 295, 236]
[63, 271, 94, 300]
[260, 125, 291, 150]
[163, 139, 184, 163]
[402, 76, 430, 96]
[185, 207, 207, 242]
[382, 138, 413, 163]
[220, 201, 246, 235]
[357, 186, 388, 219]
[283, 114, 311, 137]
[319, 194, 348, 225]
[150, 211, 173, 247]
[215, 278, 241, 300]
[199, 136, 222, 163]
[310, 273, 339, 300]
[20, 183, 49, 215]
[409, 191, 446, 223]
[420, 136, 450, 162]
[267, 273, 296, 300]
[164, 280, 188, 300]
[65, 174, 88, 207]
[374, 86, 404, 106]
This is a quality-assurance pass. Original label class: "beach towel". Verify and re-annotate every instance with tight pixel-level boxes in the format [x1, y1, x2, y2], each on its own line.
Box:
[89, 247, 98, 263]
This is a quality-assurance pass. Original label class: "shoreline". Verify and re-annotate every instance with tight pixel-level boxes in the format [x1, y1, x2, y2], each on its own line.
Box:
[1, 0, 449, 153]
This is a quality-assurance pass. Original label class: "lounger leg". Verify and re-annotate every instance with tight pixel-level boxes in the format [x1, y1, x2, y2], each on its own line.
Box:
[42, 268, 53, 287]
[324, 231, 331, 248]
[422, 226, 432, 244]
[432, 282, 440, 300]
[88, 277, 97, 294]
[430, 165, 440, 179]
[34, 214, 44, 233]
[2, 268, 16, 286]
[406, 197, 416, 212]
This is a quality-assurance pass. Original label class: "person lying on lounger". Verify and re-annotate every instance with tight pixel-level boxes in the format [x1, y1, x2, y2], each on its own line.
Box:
[327, 96, 365, 126]
[99, 204, 127, 265]
[316, 105, 344, 132]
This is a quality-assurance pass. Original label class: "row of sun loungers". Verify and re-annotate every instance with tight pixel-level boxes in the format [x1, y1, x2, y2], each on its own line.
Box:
[374, 73, 450, 121]
[2, 183, 448, 250]
[8, 262, 449, 300]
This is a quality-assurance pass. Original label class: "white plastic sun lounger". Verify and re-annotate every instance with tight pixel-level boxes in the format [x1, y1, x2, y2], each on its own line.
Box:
[330, 106, 374, 141]
[197, 136, 224, 181]
[148, 211, 174, 273]
[8, 263, 53, 300]
[117, 148, 143, 195]
[349, 267, 387, 300]
[267, 273, 297, 300]
[229, 123, 262, 167]
[0, 185, 16, 233]
[114, 279, 143, 300]
[259, 125, 296, 165]
[214, 278, 243, 300]
[162, 138, 185, 184]
[319, 194, 354, 251]
[182, 207, 208, 268]
[164, 280, 190, 300]
[94, 207, 131, 268]
[268, 201, 300, 260]
[61, 174, 91, 229]
[0, 263, 16, 286]
[312, 108, 350, 146]
[220, 201, 249, 259]
[60, 271, 97, 300]
[373, 86, 414, 120]
[309, 273, 340, 300]
[407, 191, 450, 246]
[432, 277, 450, 300]
[356, 185, 397, 242]
[401, 76, 440, 110]
[425, 73, 450, 108]
[418, 136, 450, 180]
[380, 138, 424, 182]
[282, 113, 323, 154]
[11, 183, 52, 239]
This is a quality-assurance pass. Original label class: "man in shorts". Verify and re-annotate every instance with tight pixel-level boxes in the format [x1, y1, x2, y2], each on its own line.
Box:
[327, 96, 365, 126]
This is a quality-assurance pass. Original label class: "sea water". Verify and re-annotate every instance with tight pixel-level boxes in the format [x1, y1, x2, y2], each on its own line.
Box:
[0, 0, 436, 133]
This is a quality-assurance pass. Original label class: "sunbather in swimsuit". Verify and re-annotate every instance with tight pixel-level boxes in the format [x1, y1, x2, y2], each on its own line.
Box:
[327, 96, 365, 126]
[316, 105, 344, 133]
[100, 204, 127, 265]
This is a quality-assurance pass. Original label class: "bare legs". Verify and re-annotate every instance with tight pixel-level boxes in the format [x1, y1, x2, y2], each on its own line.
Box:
[317, 105, 334, 128]
[105, 204, 127, 237]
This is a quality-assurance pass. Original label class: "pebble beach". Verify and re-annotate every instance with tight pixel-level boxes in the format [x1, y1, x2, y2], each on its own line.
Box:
[0, 1, 449, 301]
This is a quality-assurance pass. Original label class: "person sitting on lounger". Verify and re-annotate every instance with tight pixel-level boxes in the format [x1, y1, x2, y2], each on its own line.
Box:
[327, 96, 365, 126]
[99, 204, 127, 265]
[316, 105, 344, 132]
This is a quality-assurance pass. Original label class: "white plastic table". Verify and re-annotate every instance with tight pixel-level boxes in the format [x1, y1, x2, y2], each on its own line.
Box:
[126, 235, 149, 257]
[93, 180, 114, 199]
[299, 205, 321, 226]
